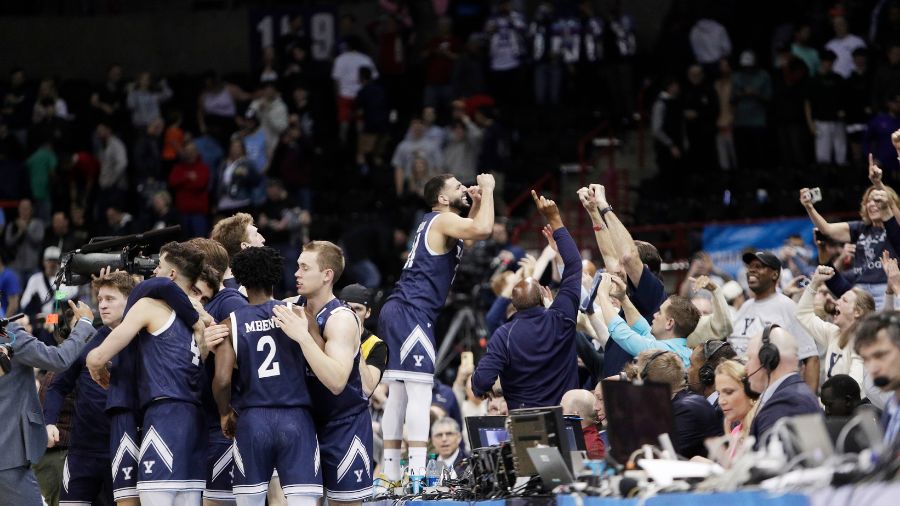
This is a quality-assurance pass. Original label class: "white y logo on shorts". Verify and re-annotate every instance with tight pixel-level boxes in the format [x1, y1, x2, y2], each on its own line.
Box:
[336, 436, 372, 483]
[354, 469, 364, 482]
[399, 326, 435, 366]
[122, 467, 134, 481]
[413, 355, 424, 367]
[143, 461, 156, 474]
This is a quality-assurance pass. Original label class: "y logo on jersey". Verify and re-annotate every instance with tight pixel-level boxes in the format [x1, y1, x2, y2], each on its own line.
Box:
[139, 426, 175, 473]
[400, 325, 435, 369]
[336, 436, 371, 484]
[112, 431, 139, 481]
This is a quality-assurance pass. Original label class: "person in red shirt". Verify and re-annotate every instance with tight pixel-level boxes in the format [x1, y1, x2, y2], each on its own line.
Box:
[561, 389, 605, 459]
[167, 141, 210, 238]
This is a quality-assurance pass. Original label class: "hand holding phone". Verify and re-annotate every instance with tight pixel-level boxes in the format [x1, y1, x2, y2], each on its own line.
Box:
[808, 187, 822, 204]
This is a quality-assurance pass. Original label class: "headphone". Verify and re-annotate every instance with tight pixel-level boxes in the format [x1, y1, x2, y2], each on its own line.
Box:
[698, 340, 732, 386]
[758, 323, 781, 371]
[740, 324, 780, 400]
[640, 350, 669, 382]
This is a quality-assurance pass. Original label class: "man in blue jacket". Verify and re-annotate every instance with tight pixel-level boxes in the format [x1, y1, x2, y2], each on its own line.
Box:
[853, 311, 900, 449]
[747, 325, 822, 448]
[472, 190, 581, 408]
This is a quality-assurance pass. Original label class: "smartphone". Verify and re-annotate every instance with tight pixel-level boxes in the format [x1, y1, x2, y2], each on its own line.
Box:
[580, 271, 604, 313]
[809, 187, 822, 204]
[461, 351, 474, 368]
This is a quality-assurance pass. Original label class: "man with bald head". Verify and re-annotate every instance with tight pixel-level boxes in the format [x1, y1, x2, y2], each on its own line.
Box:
[472, 190, 581, 409]
[746, 325, 822, 447]
[561, 389, 605, 459]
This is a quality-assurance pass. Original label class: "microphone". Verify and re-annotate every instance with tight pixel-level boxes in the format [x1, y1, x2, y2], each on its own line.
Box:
[745, 365, 765, 378]
[742, 365, 765, 400]
[872, 376, 900, 388]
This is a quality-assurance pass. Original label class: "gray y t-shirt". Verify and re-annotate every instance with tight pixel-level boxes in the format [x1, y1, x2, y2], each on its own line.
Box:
[728, 293, 818, 360]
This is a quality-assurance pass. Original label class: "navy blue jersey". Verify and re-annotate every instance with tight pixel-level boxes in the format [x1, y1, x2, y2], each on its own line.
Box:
[202, 288, 249, 430]
[230, 300, 312, 409]
[306, 297, 367, 422]
[44, 326, 111, 456]
[106, 340, 139, 413]
[107, 277, 199, 413]
[206, 287, 248, 323]
[387, 212, 463, 322]
[223, 277, 240, 291]
[137, 309, 203, 409]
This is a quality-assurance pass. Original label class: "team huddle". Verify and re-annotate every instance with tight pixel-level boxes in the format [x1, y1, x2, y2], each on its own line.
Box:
[42, 173, 495, 506]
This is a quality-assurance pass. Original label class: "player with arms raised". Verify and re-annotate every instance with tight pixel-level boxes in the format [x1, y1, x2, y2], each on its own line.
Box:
[379, 173, 495, 483]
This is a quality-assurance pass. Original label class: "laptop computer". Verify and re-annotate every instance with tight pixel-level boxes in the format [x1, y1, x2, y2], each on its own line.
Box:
[527, 447, 575, 490]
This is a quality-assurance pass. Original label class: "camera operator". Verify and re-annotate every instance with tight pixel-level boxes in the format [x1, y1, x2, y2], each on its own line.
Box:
[0, 300, 96, 506]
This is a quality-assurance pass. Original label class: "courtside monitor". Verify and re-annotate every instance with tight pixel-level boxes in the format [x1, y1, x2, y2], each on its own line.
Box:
[466, 415, 509, 449]
[601, 380, 675, 463]
[508, 406, 572, 476]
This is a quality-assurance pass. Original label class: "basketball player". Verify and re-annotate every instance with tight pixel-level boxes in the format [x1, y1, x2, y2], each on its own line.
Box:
[210, 213, 266, 290]
[207, 246, 321, 506]
[272, 241, 371, 505]
[97, 266, 200, 506]
[86, 242, 207, 506]
[43, 272, 135, 506]
[190, 237, 247, 506]
[379, 173, 495, 482]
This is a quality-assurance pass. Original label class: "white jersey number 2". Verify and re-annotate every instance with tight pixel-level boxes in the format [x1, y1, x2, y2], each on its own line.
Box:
[257, 335, 281, 378]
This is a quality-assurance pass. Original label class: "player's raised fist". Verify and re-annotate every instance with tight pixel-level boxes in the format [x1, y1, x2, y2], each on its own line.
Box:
[475, 173, 495, 191]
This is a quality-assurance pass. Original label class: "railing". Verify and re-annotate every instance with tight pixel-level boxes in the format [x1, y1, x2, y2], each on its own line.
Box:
[507, 171, 558, 245]
[508, 118, 630, 249]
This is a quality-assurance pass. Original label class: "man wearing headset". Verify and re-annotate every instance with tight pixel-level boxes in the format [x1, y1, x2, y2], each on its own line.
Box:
[853, 311, 900, 447]
[687, 341, 738, 424]
[746, 324, 822, 448]
[630, 350, 722, 458]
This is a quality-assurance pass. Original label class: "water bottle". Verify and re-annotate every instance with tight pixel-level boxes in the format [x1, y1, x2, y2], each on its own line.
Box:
[425, 453, 442, 487]
[398, 459, 409, 495]
[410, 466, 425, 495]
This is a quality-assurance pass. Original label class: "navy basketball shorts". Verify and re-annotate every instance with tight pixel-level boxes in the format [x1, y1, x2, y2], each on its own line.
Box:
[60, 453, 112, 505]
[378, 300, 436, 384]
[316, 409, 374, 501]
[232, 407, 322, 498]
[109, 410, 141, 501]
[137, 400, 206, 494]
[205, 429, 235, 501]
